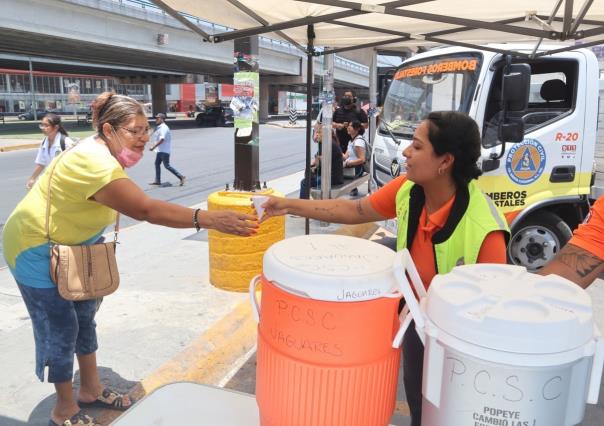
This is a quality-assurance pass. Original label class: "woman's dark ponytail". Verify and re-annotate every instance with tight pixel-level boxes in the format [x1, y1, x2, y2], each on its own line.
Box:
[45, 113, 68, 136]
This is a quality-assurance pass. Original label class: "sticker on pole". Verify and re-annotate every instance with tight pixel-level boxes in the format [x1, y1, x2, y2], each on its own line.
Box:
[505, 139, 546, 185]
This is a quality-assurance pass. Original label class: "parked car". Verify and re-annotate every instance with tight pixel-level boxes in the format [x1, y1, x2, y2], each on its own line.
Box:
[17, 110, 50, 120]
[195, 106, 234, 127]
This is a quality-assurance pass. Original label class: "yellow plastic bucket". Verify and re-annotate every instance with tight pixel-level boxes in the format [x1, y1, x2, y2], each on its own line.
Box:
[207, 188, 285, 292]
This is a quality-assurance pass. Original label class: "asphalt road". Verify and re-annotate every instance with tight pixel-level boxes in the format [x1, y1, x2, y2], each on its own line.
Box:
[0, 124, 307, 268]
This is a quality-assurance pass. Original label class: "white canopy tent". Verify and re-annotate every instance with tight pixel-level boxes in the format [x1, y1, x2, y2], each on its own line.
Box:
[154, 0, 604, 56]
[151, 0, 603, 233]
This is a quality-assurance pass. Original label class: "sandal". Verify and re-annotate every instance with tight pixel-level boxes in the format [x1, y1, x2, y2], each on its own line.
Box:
[78, 388, 135, 412]
[49, 410, 100, 426]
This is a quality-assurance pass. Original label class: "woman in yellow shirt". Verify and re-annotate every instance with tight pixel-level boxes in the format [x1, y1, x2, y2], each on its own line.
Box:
[3, 92, 257, 426]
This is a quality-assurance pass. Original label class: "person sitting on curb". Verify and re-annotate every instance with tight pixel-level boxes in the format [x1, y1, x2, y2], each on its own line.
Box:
[149, 113, 186, 186]
[27, 113, 74, 189]
[258, 111, 509, 426]
[539, 196, 604, 288]
[342, 120, 367, 196]
[3, 92, 258, 426]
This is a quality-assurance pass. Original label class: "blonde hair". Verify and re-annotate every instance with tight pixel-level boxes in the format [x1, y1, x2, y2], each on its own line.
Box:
[92, 92, 145, 135]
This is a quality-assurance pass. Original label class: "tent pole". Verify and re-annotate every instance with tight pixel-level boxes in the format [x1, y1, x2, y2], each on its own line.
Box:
[530, 0, 564, 58]
[304, 24, 315, 235]
[569, 0, 594, 36]
[320, 50, 334, 210]
[563, 0, 574, 36]
[368, 48, 378, 193]
[153, 0, 212, 41]
[534, 38, 604, 56]
[212, 0, 427, 42]
[297, 1, 557, 40]
[225, 0, 307, 53]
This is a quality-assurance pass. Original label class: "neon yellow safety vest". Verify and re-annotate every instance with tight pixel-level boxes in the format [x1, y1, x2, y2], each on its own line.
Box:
[395, 180, 509, 274]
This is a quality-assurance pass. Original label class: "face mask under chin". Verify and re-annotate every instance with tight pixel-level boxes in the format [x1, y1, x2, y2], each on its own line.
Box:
[110, 128, 143, 168]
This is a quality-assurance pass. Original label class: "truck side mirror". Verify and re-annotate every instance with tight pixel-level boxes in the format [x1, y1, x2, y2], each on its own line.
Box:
[498, 63, 530, 143]
[502, 64, 530, 112]
[498, 121, 524, 143]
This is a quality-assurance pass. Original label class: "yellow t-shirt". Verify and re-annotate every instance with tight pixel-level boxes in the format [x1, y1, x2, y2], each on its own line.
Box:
[2, 137, 128, 288]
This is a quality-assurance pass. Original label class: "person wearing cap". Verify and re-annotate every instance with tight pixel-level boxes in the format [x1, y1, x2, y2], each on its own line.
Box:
[259, 111, 509, 426]
[540, 196, 604, 288]
[149, 113, 186, 186]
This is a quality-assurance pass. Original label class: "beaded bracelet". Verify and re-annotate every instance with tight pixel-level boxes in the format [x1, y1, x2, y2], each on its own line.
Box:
[193, 208, 201, 232]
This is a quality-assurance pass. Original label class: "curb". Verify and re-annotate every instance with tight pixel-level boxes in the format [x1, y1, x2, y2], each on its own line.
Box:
[265, 122, 307, 129]
[0, 143, 39, 152]
[99, 300, 258, 425]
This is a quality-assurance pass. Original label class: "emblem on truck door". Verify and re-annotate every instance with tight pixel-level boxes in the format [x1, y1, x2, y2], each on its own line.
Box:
[505, 139, 546, 185]
[390, 159, 401, 178]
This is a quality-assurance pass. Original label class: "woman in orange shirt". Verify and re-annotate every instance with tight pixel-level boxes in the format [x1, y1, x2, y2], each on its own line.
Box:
[261, 111, 509, 426]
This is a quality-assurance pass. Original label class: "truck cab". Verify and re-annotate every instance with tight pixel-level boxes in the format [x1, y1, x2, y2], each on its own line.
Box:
[372, 45, 600, 270]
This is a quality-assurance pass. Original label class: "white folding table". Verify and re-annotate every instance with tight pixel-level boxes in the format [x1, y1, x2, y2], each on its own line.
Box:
[110, 382, 260, 425]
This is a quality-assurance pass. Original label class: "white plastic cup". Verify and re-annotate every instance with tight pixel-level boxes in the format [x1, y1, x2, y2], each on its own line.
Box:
[252, 195, 269, 219]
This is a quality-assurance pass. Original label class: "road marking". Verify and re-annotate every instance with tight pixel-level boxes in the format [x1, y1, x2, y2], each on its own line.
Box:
[217, 344, 257, 388]
[0, 143, 39, 152]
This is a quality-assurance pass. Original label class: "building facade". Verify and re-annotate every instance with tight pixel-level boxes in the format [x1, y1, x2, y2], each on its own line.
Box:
[0, 68, 150, 114]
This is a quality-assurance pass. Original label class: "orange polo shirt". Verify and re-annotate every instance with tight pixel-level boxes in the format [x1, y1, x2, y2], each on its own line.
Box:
[568, 196, 604, 260]
[369, 175, 507, 287]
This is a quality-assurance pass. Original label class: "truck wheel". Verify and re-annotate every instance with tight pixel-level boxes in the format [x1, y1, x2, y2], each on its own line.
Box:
[508, 211, 572, 271]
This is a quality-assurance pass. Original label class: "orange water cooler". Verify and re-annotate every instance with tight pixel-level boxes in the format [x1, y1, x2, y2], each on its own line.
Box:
[250, 234, 408, 426]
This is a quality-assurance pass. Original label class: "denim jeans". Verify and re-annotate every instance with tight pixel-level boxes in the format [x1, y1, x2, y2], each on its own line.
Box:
[299, 174, 321, 199]
[17, 284, 99, 383]
[155, 152, 183, 182]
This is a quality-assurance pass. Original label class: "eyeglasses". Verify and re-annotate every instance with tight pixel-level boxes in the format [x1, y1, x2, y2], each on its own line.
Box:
[118, 126, 152, 138]
[39, 124, 51, 130]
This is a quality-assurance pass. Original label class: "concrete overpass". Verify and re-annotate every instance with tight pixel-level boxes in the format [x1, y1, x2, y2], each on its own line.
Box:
[0, 0, 370, 115]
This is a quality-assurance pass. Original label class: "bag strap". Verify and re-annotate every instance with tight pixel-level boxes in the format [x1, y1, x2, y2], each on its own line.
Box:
[353, 135, 368, 152]
[44, 143, 120, 244]
[359, 135, 367, 148]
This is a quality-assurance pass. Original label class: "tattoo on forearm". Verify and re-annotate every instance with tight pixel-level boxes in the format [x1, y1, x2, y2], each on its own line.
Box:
[558, 246, 603, 278]
[315, 206, 336, 219]
[356, 200, 364, 216]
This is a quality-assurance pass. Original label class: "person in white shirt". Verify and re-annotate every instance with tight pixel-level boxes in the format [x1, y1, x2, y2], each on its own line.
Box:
[148, 113, 186, 186]
[342, 120, 367, 195]
[26, 113, 74, 189]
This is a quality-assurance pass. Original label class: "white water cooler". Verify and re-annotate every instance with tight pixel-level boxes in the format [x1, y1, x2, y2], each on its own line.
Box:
[393, 257, 604, 426]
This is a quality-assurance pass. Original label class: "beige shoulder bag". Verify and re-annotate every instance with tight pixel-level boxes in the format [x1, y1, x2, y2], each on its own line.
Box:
[46, 148, 120, 301]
